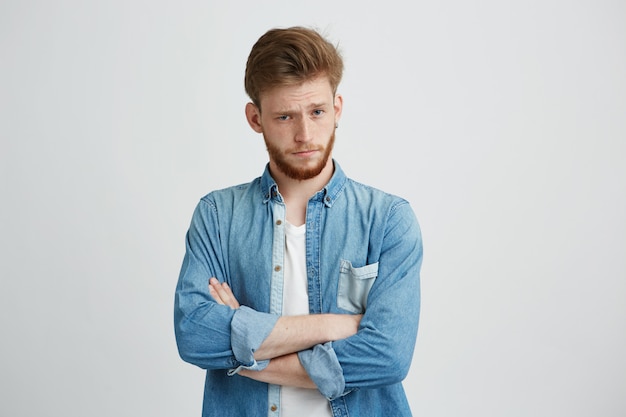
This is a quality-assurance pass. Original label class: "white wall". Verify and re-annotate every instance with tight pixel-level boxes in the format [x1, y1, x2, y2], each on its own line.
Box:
[1, 1, 624, 416]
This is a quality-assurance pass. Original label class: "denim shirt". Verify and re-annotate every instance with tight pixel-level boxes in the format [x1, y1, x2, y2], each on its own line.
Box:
[174, 161, 423, 417]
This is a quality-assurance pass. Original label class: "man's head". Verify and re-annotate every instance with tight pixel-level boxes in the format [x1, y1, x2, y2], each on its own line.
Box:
[244, 26, 343, 109]
[244, 27, 344, 182]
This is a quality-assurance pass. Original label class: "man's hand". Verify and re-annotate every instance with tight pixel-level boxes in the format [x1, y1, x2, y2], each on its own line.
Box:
[209, 277, 240, 309]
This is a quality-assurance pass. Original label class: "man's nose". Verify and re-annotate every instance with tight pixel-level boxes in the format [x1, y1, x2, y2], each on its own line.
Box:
[294, 118, 313, 142]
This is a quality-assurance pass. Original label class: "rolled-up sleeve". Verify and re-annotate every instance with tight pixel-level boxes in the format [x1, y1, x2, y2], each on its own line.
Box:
[227, 306, 278, 374]
[174, 198, 279, 371]
[298, 342, 346, 400]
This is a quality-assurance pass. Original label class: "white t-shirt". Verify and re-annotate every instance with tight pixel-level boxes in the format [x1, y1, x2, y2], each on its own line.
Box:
[281, 221, 332, 417]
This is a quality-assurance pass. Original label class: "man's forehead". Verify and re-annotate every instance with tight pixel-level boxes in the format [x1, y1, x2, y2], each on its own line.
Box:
[259, 76, 334, 109]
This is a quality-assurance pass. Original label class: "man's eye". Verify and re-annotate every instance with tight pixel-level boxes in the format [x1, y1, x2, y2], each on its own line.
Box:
[313, 110, 324, 116]
[278, 115, 289, 121]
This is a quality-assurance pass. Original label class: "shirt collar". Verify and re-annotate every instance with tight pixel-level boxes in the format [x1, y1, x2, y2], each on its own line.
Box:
[260, 159, 347, 207]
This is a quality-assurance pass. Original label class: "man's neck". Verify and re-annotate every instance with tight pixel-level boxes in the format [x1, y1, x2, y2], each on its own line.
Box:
[271, 160, 334, 226]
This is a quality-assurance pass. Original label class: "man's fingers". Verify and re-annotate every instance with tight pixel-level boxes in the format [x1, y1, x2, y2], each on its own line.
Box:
[219, 282, 240, 309]
[208, 278, 240, 309]
[211, 279, 233, 305]
[208, 285, 224, 305]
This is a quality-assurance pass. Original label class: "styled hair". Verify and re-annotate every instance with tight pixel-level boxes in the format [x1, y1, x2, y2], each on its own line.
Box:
[244, 26, 344, 108]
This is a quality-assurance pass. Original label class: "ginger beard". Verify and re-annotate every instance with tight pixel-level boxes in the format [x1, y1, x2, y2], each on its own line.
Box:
[264, 129, 335, 181]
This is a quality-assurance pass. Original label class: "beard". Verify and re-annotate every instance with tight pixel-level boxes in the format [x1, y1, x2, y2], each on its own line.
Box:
[264, 130, 335, 181]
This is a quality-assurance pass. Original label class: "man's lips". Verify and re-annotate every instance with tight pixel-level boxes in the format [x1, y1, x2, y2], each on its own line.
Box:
[291, 149, 320, 157]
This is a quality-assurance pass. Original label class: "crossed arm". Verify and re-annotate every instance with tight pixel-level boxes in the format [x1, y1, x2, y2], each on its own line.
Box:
[209, 277, 361, 389]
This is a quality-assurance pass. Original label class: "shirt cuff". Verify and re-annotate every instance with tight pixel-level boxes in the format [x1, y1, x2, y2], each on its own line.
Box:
[298, 342, 346, 400]
[228, 306, 278, 373]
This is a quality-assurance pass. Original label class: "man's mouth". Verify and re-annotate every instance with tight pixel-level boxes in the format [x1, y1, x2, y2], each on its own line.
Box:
[292, 149, 319, 156]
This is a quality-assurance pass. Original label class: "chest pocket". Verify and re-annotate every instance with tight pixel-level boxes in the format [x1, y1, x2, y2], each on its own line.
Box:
[337, 260, 379, 313]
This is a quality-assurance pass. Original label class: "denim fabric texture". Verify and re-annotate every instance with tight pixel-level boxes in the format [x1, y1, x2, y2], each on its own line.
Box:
[174, 161, 423, 417]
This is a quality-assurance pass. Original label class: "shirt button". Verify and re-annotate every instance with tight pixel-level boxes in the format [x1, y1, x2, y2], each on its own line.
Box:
[276, 220, 282, 225]
[270, 404, 277, 412]
[274, 265, 281, 272]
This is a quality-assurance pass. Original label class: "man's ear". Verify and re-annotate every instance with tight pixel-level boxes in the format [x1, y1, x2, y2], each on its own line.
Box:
[245, 102, 263, 133]
[333, 94, 343, 126]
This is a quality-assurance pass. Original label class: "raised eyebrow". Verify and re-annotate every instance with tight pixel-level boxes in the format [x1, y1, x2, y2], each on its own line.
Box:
[310, 102, 330, 110]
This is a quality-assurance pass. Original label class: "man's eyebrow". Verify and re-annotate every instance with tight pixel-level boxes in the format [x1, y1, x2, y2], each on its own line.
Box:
[276, 101, 329, 114]
[272, 102, 330, 115]
[310, 101, 331, 109]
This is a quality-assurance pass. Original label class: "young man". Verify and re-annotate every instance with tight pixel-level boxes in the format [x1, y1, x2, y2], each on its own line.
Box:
[174, 26, 423, 417]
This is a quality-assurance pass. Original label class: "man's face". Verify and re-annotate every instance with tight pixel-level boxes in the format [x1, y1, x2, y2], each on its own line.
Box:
[246, 76, 342, 181]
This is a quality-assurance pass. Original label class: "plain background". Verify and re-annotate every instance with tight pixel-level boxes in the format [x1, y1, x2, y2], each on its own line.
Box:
[1, 1, 625, 416]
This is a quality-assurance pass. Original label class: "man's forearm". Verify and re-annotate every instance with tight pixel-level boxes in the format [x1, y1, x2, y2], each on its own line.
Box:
[253, 313, 360, 360]
[239, 353, 317, 389]
[209, 277, 360, 361]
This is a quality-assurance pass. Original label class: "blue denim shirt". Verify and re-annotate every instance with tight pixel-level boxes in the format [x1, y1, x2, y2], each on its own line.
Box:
[174, 161, 423, 417]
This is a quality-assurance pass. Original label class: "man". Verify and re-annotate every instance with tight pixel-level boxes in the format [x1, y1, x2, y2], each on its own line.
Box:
[174, 26, 423, 417]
